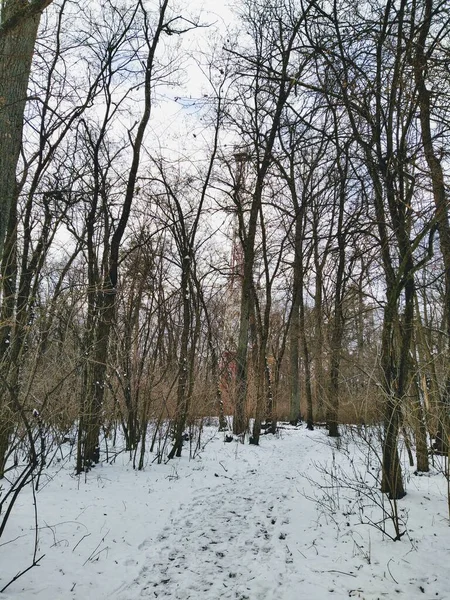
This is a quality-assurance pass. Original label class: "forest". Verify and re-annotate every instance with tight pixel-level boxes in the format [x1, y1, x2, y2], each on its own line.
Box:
[0, 0, 449, 596]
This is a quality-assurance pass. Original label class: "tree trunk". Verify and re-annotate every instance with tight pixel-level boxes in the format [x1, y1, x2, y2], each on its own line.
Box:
[327, 142, 348, 438]
[379, 301, 406, 499]
[313, 258, 326, 421]
[76, 0, 170, 472]
[168, 261, 191, 459]
[299, 294, 314, 431]
[289, 214, 302, 425]
[0, 0, 53, 255]
[412, 377, 430, 473]
[0, 200, 17, 477]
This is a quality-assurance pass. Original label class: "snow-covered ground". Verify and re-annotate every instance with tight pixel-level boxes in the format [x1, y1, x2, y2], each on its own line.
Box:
[1, 426, 449, 599]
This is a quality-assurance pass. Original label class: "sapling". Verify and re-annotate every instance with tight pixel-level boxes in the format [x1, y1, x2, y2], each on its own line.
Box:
[303, 427, 409, 543]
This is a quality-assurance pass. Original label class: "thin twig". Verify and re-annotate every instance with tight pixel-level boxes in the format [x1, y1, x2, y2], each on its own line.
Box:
[0, 533, 27, 548]
[73, 532, 91, 553]
[31, 476, 39, 564]
[0, 555, 45, 593]
[387, 558, 398, 584]
[315, 569, 357, 577]
[83, 530, 109, 566]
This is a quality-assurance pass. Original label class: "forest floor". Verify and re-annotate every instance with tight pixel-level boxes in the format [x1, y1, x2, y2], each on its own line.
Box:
[1, 424, 449, 599]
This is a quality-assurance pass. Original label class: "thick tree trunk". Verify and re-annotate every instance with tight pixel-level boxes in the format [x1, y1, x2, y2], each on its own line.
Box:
[77, 287, 116, 471]
[233, 222, 256, 436]
[251, 286, 272, 444]
[0, 0, 53, 255]
[379, 301, 406, 499]
[169, 262, 191, 459]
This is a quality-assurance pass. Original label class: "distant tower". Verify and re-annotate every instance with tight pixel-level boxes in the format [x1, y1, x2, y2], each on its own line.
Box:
[230, 147, 249, 282]
[220, 148, 249, 407]
[223, 147, 249, 351]
[223, 218, 243, 353]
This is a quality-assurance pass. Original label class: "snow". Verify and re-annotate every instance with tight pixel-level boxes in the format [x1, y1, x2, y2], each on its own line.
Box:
[1, 426, 449, 599]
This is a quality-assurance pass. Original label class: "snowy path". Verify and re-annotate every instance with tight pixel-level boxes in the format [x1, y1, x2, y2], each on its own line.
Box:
[110, 429, 450, 600]
[114, 446, 298, 600]
[2, 427, 449, 600]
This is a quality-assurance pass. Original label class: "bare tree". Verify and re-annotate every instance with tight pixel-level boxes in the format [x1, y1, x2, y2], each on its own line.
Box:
[76, 0, 175, 471]
[412, 0, 450, 455]
[225, 0, 313, 437]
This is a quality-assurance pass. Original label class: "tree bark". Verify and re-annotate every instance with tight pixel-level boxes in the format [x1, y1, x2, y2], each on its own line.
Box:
[0, 0, 53, 255]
